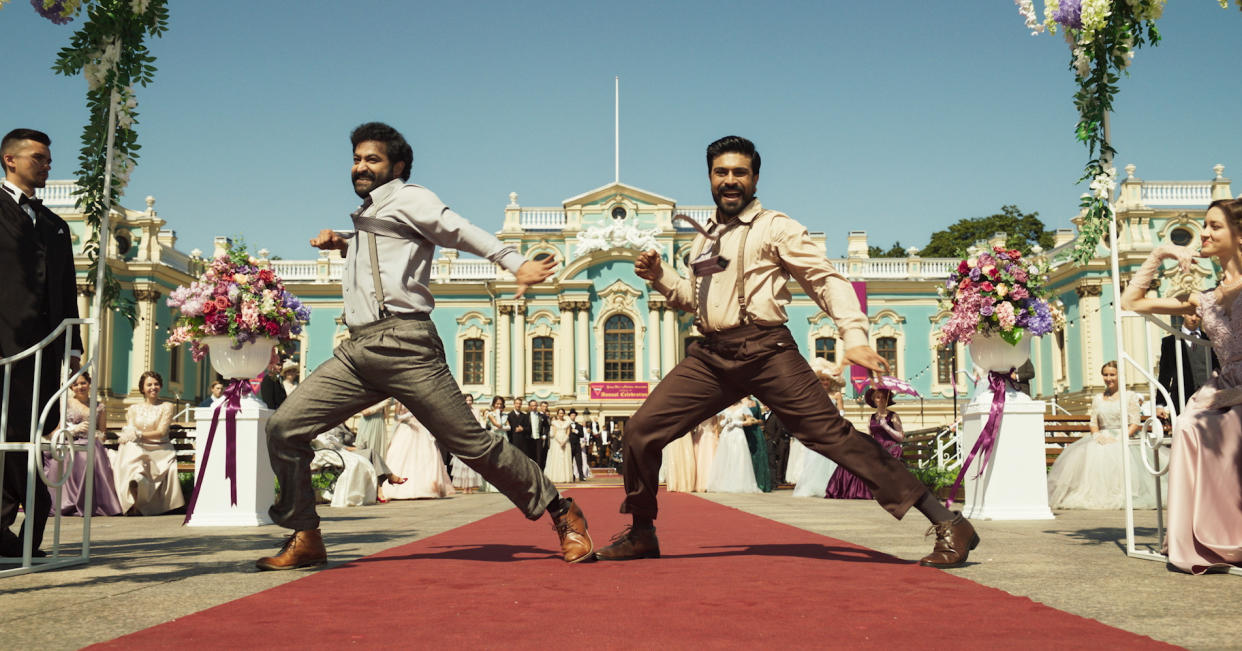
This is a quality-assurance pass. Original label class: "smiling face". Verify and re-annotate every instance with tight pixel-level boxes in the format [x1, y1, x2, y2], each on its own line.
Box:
[1101, 365, 1118, 392]
[709, 152, 758, 219]
[70, 375, 90, 402]
[351, 140, 405, 199]
[141, 375, 162, 401]
[1198, 206, 1242, 259]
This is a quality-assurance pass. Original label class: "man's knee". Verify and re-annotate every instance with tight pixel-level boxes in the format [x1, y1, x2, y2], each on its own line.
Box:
[266, 406, 299, 441]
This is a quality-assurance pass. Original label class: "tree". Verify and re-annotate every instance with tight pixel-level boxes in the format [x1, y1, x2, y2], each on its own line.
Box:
[867, 241, 907, 258]
[920, 205, 1054, 259]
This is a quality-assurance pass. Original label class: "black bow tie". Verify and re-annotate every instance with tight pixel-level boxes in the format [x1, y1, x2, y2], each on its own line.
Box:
[18, 194, 42, 209]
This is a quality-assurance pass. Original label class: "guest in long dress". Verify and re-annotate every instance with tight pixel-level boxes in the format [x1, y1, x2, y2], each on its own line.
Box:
[1121, 198, 1242, 573]
[826, 386, 903, 500]
[743, 397, 772, 492]
[1047, 361, 1160, 510]
[662, 428, 697, 493]
[543, 408, 575, 483]
[113, 371, 186, 515]
[310, 425, 378, 507]
[450, 394, 485, 493]
[794, 358, 842, 497]
[385, 404, 454, 499]
[691, 415, 720, 492]
[355, 399, 392, 461]
[43, 373, 123, 516]
[706, 402, 761, 494]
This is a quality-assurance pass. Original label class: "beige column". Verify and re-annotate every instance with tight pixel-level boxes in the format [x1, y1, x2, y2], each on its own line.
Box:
[512, 303, 526, 398]
[661, 307, 677, 375]
[129, 288, 162, 395]
[1076, 284, 1103, 391]
[75, 284, 94, 359]
[575, 301, 590, 391]
[496, 304, 512, 398]
[558, 301, 576, 397]
[646, 299, 662, 382]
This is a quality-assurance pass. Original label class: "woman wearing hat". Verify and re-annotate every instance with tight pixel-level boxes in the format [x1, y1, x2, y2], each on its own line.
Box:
[825, 384, 904, 499]
[792, 357, 844, 497]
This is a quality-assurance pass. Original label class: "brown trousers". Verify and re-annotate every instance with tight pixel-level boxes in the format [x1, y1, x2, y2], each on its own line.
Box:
[621, 324, 926, 520]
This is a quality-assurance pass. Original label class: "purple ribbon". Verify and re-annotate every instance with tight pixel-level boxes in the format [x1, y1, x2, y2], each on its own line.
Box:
[182, 379, 250, 524]
[945, 370, 1012, 508]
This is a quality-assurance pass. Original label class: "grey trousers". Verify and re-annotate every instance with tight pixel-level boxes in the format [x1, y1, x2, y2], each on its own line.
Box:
[267, 315, 559, 530]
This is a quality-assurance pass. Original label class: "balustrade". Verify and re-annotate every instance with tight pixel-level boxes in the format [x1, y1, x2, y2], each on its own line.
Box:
[1140, 181, 1212, 206]
[519, 209, 567, 230]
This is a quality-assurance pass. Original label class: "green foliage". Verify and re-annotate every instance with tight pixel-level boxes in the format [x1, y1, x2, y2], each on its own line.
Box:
[867, 242, 907, 258]
[46, 0, 170, 325]
[909, 465, 959, 490]
[920, 205, 1054, 259]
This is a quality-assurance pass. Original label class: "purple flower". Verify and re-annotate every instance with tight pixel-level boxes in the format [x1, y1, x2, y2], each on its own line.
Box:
[969, 267, 982, 281]
[30, 0, 74, 25]
[1054, 0, 1083, 30]
[980, 304, 994, 316]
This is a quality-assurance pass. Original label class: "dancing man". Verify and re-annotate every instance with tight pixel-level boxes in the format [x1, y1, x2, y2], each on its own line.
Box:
[257, 122, 592, 570]
[594, 136, 978, 568]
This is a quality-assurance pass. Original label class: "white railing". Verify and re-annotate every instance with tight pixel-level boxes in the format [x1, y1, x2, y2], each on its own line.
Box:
[520, 210, 567, 230]
[447, 261, 499, 281]
[1140, 181, 1213, 206]
[920, 260, 956, 278]
[161, 247, 196, 275]
[855, 258, 909, 278]
[270, 260, 320, 282]
[34, 180, 81, 208]
[674, 208, 715, 228]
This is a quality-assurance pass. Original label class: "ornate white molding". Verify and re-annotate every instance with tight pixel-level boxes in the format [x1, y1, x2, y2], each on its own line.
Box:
[575, 220, 663, 257]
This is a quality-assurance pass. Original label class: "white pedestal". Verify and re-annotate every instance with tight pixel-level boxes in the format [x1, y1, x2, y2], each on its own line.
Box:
[187, 406, 275, 527]
[959, 390, 1055, 520]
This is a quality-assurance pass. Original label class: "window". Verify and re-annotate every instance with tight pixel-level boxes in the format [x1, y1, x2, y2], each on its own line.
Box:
[1169, 227, 1194, 247]
[876, 336, 898, 376]
[531, 336, 554, 384]
[1055, 329, 1068, 382]
[814, 337, 836, 363]
[462, 338, 484, 385]
[604, 314, 635, 381]
[169, 346, 182, 384]
[936, 343, 956, 384]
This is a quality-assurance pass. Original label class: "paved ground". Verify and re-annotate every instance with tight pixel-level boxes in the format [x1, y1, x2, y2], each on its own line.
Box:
[1, 488, 1238, 650]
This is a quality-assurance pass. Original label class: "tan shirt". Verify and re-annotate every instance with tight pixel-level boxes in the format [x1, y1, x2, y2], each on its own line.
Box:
[652, 198, 869, 349]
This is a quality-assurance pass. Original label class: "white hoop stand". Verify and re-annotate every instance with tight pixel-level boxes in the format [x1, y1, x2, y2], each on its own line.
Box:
[959, 335, 1054, 520]
[185, 337, 277, 527]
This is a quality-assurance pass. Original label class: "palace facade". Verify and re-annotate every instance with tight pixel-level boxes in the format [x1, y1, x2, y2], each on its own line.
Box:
[42, 165, 1235, 430]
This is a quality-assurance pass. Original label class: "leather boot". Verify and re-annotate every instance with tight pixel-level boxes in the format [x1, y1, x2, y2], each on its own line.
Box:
[595, 525, 660, 561]
[551, 498, 594, 563]
[256, 529, 327, 571]
[919, 514, 979, 569]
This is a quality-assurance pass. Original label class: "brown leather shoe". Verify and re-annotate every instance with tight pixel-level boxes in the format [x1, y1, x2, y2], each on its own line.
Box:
[256, 529, 327, 571]
[919, 513, 979, 569]
[551, 498, 594, 563]
[594, 525, 660, 561]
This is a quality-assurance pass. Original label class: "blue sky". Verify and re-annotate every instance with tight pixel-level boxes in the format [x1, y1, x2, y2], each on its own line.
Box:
[3, 1, 1239, 259]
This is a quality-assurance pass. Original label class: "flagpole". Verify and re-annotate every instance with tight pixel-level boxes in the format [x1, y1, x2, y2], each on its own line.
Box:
[614, 75, 620, 184]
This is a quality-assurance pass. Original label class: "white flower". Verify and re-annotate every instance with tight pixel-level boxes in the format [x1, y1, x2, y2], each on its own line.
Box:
[131, 0, 151, 15]
[1089, 166, 1117, 200]
[1072, 47, 1091, 77]
[1014, 0, 1045, 35]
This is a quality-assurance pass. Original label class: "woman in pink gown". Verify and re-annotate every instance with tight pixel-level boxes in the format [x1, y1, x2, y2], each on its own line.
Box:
[1121, 197, 1242, 574]
[384, 404, 454, 499]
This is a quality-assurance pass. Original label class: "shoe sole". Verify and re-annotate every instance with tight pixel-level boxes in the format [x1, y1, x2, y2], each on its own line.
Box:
[255, 559, 327, 571]
[594, 549, 661, 561]
[918, 532, 980, 569]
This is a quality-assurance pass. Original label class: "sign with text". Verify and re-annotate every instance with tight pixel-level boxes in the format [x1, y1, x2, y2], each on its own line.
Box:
[588, 382, 650, 400]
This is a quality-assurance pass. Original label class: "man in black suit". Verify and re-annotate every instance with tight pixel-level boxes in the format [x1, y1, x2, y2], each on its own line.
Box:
[528, 399, 550, 468]
[763, 406, 791, 485]
[507, 396, 533, 460]
[567, 408, 586, 480]
[1156, 313, 1218, 418]
[0, 129, 81, 557]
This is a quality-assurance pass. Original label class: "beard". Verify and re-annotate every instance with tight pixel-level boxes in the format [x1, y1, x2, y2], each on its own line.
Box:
[712, 186, 753, 219]
[352, 169, 394, 199]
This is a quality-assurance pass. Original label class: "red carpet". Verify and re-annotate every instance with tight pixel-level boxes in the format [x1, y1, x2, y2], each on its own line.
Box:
[95, 489, 1172, 649]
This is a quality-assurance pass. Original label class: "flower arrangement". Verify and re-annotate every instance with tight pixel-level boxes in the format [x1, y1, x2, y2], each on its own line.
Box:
[1014, 1, 1240, 265]
[938, 246, 1055, 346]
[165, 243, 310, 361]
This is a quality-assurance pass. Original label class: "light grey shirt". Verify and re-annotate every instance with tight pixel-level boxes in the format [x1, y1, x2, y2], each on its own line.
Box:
[341, 179, 526, 328]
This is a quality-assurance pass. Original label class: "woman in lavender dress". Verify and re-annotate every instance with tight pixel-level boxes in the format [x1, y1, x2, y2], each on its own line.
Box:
[1121, 198, 1242, 574]
[43, 373, 123, 516]
[826, 387, 903, 499]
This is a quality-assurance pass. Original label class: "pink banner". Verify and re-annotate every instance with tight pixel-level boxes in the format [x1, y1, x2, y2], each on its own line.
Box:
[850, 281, 869, 395]
[588, 382, 650, 400]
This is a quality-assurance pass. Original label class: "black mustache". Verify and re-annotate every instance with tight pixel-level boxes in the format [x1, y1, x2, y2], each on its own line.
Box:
[353, 171, 375, 182]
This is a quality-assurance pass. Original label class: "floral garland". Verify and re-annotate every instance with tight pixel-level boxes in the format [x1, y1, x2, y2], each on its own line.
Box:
[938, 246, 1056, 346]
[1016, 1, 1239, 265]
[166, 242, 311, 362]
[19, 0, 170, 323]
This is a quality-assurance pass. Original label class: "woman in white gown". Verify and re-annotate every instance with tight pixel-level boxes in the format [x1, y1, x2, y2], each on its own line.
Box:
[706, 401, 761, 494]
[543, 408, 575, 483]
[385, 404, 454, 499]
[113, 371, 185, 515]
[793, 358, 842, 497]
[311, 425, 377, 507]
[1047, 361, 1162, 509]
[450, 394, 485, 492]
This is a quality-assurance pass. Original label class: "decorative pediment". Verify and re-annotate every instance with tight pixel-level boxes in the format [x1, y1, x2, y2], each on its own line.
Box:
[598, 280, 643, 312]
[561, 182, 675, 209]
[456, 310, 492, 326]
[870, 309, 907, 325]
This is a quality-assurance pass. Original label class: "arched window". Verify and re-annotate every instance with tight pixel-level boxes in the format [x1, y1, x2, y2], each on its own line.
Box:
[936, 343, 956, 385]
[462, 338, 485, 385]
[814, 337, 836, 363]
[876, 336, 898, 376]
[604, 314, 635, 381]
[531, 336, 554, 384]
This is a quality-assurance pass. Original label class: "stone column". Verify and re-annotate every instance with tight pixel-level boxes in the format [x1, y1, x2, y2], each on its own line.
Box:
[75, 283, 94, 358]
[131, 288, 162, 396]
[646, 298, 662, 382]
[496, 304, 513, 398]
[558, 301, 576, 398]
[575, 301, 590, 392]
[1076, 284, 1104, 391]
[661, 306, 677, 375]
[512, 303, 527, 398]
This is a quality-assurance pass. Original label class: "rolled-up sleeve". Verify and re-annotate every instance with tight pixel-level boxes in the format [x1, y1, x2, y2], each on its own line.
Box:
[772, 217, 870, 350]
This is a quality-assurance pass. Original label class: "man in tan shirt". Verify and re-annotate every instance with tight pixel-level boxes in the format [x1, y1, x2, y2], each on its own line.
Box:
[594, 136, 978, 569]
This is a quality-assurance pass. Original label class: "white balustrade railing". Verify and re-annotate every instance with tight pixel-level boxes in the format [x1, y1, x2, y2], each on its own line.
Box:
[1140, 181, 1213, 206]
[448, 261, 499, 281]
[34, 180, 81, 208]
[161, 247, 195, 275]
[674, 208, 715, 228]
[920, 260, 956, 278]
[270, 261, 319, 282]
[856, 258, 909, 278]
[520, 210, 567, 230]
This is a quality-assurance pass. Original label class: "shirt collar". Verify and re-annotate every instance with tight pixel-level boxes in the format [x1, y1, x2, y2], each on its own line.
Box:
[711, 197, 764, 230]
[363, 178, 406, 210]
[1, 179, 29, 203]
